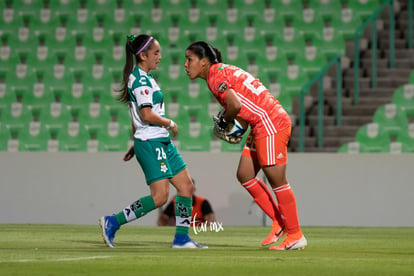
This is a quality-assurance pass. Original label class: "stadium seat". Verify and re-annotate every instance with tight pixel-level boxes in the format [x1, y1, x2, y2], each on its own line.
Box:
[330, 2, 363, 41]
[273, 0, 303, 19]
[176, 107, 212, 152]
[391, 84, 414, 118]
[347, 0, 382, 21]
[0, 125, 19, 152]
[313, 19, 346, 59]
[291, 5, 325, 39]
[97, 122, 130, 152]
[18, 123, 49, 152]
[39, 102, 72, 134]
[409, 70, 414, 84]
[58, 122, 89, 152]
[2, 100, 32, 133]
[372, 103, 409, 139]
[2, 0, 15, 30]
[77, 102, 111, 133]
[0, 123, 11, 151]
[338, 141, 362, 154]
[296, 39, 328, 78]
[307, 0, 342, 19]
[355, 123, 390, 153]
[277, 62, 310, 98]
[0, 33, 11, 62]
[277, 23, 306, 59]
[396, 123, 414, 153]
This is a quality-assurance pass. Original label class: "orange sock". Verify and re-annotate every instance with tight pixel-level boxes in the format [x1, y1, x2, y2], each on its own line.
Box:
[241, 177, 283, 228]
[273, 183, 301, 235]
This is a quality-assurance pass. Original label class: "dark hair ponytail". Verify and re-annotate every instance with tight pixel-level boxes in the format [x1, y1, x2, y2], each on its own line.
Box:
[117, 34, 154, 103]
[186, 41, 222, 64]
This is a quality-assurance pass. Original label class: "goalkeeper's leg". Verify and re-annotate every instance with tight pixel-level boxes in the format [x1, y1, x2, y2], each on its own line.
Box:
[237, 153, 285, 246]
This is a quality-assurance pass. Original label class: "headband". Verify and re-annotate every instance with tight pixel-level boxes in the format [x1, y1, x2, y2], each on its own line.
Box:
[135, 37, 154, 56]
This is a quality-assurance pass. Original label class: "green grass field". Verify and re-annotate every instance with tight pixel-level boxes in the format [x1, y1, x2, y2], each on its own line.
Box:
[0, 225, 413, 276]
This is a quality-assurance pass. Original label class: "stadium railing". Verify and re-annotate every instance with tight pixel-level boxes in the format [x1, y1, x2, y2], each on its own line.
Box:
[298, 55, 342, 152]
[353, 0, 396, 105]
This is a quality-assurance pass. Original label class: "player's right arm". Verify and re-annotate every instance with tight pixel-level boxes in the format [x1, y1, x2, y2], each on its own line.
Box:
[222, 88, 241, 122]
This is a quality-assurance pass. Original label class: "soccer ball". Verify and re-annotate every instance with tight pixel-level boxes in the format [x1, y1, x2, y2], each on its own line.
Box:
[226, 117, 248, 137]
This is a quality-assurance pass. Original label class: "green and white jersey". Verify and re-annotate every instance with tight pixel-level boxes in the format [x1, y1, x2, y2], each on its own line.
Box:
[128, 66, 169, 141]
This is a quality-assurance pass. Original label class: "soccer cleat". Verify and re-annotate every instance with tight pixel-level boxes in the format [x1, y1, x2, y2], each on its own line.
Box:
[172, 234, 208, 249]
[99, 215, 120, 248]
[269, 234, 307, 250]
[262, 223, 285, 246]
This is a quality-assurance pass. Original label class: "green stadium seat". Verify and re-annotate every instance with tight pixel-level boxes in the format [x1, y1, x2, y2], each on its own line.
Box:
[307, 0, 342, 19]
[0, 32, 12, 62]
[337, 141, 364, 154]
[372, 104, 409, 139]
[2, 0, 15, 30]
[291, 7, 325, 39]
[214, 32, 242, 63]
[278, 63, 310, 98]
[347, 0, 382, 21]
[391, 85, 414, 118]
[39, 102, 72, 134]
[97, 123, 130, 152]
[58, 122, 89, 152]
[355, 123, 390, 153]
[277, 25, 306, 59]
[77, 102, 111, 133]
[396, 123, 414, 153]
[330, 3, 363, 41]
[18, 124, 50, 152]
[0, 123, 11, 151]
[409, 70, 414, 84]
[176, 107, 212, 152]
[2, 102, 32, 133]
[0, 125, 19, 152]
[296, 39, 328, 78]
[273, 0, 303, 19]
[313, 23, 346, 59]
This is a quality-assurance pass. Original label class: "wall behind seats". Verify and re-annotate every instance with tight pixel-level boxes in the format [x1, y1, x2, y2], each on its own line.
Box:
[0, 152, 413, 227]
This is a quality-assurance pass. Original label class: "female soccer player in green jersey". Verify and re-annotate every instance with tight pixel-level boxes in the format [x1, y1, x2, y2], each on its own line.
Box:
[99, 34, 206, 249]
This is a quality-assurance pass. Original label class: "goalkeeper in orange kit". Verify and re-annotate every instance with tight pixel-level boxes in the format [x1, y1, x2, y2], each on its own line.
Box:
[183, 41, 307, 250]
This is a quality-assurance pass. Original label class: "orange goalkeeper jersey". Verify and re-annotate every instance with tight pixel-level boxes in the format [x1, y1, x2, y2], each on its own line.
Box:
[207, 63, 291, 139]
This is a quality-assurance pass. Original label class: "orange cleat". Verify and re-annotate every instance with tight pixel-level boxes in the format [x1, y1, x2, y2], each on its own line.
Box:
[269, 233, 307, 250]
[261, 223, 285, 246]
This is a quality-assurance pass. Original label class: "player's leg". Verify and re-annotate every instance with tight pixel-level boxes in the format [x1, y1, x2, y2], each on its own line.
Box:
[237, 134, 285, 245]
[100, 140, 171, 248]
[167, 143, 207, 249]
[256, 128, 306, 250]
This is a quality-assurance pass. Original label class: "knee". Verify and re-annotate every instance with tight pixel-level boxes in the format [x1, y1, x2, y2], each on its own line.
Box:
[236, 170, 254, 184]
[152, 190, 169, 208]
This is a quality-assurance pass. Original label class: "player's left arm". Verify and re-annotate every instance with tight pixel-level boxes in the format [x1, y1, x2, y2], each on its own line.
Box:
[140, 107, 178, 137]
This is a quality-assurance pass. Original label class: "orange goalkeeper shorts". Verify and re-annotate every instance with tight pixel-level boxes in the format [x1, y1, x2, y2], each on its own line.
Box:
[242, 127, 291, 166]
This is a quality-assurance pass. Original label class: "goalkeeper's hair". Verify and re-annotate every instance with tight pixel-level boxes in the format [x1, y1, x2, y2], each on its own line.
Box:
[117, 34, 155, 104]
[186, 41, 222, 64]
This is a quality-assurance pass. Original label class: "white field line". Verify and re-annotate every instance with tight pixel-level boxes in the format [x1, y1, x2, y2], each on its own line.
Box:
[0, 256, 112, 263]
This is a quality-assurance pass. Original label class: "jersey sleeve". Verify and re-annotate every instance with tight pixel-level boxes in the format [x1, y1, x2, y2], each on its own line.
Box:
[207, 64, 232, 106]
[130, 75, 153, 109]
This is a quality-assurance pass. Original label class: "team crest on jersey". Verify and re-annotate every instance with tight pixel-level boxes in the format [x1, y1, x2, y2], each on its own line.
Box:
[217, 82, 228, 93]
[140, 89, 149, 96]
[160, 162, 168, 173]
